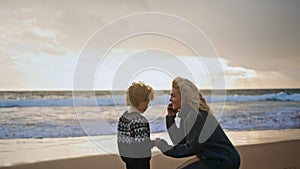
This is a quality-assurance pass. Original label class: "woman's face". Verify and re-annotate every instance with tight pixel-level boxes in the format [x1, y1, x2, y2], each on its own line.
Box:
[169, 88, 181, 110]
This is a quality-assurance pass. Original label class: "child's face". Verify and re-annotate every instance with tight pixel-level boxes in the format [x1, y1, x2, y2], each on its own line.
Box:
[136, 100, 150, 113]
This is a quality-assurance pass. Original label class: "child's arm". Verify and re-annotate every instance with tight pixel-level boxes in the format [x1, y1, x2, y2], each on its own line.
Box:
[129, 116, 154, 157]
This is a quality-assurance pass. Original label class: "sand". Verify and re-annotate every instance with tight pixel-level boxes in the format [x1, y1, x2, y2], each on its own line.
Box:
[0, 129, 299, 169]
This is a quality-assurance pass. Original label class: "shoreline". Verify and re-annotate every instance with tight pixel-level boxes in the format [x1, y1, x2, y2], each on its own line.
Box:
[0, 129, 299, 168]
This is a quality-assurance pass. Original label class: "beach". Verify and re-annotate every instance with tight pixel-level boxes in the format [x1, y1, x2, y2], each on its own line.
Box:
[0, 90, 299, 168]
[0, 129, 299, 169]
[1, 0, 300, 168]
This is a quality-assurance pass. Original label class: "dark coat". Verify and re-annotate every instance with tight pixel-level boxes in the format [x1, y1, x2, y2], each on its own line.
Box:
[157, 107, 240, 169]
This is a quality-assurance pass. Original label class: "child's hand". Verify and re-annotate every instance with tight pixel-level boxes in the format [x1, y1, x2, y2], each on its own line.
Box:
[154, 138, 161, 146]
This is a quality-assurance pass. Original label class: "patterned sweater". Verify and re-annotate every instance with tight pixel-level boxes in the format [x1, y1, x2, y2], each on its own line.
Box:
[117, 111, 154, 159]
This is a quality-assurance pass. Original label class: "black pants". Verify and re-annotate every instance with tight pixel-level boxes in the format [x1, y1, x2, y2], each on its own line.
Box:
[181, 161, 209, 169]
[121, 156, 151, 169]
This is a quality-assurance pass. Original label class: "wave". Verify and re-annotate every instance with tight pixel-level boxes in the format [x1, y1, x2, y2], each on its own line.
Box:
[210, 92, 300, 102]
[1, 108, 299, 139]
[0, 92, 299, 108]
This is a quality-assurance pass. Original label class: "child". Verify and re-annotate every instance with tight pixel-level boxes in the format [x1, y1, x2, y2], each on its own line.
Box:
[117, 82, 155, 169]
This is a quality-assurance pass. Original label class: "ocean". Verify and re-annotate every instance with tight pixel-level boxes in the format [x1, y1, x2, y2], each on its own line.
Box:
[0, 89, 299, 139]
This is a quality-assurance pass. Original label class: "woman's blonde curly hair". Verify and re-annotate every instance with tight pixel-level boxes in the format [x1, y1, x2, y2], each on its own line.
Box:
[172, 77, 210, 112]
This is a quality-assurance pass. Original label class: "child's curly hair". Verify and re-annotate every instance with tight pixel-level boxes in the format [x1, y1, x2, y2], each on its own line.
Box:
[126, 82, 154, 108]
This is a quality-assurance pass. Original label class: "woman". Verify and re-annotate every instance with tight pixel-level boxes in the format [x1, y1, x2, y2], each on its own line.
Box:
[155, 77, 240, 169]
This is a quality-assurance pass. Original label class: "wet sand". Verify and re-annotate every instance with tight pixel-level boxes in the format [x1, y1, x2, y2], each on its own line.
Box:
[0, 129, 299, 169]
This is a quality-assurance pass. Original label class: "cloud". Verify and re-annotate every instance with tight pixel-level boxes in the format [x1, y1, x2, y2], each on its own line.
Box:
[0, 0, 299, 90]
[236, 71, 300, 89]
[0, 44, 297, 90]
[0, 50, 23, 90]
[221, 59, 256, 78]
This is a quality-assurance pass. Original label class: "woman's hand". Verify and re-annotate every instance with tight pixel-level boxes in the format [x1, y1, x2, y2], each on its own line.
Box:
[167, 103, 177, 116]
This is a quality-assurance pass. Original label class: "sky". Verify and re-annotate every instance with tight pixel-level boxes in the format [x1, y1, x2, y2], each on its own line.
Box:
[0, 0, 299, 90]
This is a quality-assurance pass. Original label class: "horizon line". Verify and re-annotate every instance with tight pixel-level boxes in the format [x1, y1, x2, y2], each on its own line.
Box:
[0, 87, 299, 92]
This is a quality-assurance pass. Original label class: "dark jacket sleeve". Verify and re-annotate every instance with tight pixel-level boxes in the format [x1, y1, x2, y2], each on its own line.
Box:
[166, 115, 186, 145]
[158, 111, 207, 158]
